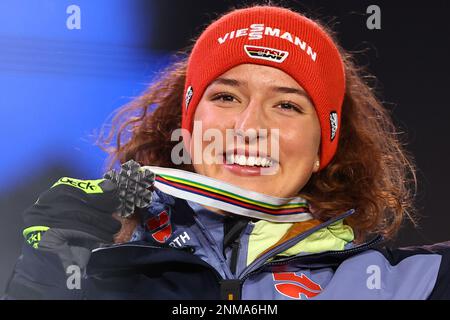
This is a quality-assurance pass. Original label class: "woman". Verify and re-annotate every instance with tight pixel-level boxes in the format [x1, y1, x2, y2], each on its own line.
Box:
[5, 4, 450, 300]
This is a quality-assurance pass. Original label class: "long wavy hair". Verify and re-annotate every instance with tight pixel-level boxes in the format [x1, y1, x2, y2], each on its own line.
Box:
[98, 2, 418, 243]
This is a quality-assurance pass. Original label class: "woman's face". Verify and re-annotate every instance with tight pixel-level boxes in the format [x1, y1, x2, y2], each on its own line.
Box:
[189, 63, 321, 198]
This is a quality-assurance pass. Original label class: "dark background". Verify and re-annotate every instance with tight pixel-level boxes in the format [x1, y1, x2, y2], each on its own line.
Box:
[1, 0, 449, 294]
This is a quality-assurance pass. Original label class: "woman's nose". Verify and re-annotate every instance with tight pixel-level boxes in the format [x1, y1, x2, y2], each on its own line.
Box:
[233, 100, 268, 141]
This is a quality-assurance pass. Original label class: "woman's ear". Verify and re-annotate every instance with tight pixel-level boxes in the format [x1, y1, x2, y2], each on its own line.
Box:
[312, 154, 320, 173]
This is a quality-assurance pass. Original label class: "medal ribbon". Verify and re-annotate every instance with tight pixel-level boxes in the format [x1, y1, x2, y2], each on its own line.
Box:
[143, 166, 313, 223]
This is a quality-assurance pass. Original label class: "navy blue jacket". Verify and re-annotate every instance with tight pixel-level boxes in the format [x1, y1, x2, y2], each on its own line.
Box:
[4, 190, 450, 299]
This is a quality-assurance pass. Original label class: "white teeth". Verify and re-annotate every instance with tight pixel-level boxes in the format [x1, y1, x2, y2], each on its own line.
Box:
[238, 155, 246, 166]
[226, 154, 273, 167]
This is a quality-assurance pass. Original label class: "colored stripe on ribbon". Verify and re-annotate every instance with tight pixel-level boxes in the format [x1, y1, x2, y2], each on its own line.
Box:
[143, 166, 313, 223]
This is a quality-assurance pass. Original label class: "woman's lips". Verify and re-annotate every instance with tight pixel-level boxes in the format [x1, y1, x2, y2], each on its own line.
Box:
[222, 162, 264, 176]
[221, 154, 274, 176]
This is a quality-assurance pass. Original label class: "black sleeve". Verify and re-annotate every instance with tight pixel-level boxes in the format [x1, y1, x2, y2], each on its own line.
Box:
[376, 241, 450, 300]
[3, 242, 85, 300]
[425, 241, 450, 300]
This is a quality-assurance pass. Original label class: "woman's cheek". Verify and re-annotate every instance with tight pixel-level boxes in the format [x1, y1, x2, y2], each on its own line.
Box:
[279, 129, 318, 163]
[195, 105, 231, 131]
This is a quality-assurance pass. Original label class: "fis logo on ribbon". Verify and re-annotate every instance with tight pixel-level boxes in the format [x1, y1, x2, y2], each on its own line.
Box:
[244, 45, 289, 63]
[273, 272, 322, 299]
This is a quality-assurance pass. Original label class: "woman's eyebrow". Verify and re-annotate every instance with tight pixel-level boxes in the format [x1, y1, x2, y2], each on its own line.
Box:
[210, 77, 310, 99]
[210, 77, 242, 87]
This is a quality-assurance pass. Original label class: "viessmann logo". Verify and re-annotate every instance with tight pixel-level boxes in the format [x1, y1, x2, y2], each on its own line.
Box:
[272, 272, 322, 299]
[218, 23, 318, 62]
[244, 45, 289, 63]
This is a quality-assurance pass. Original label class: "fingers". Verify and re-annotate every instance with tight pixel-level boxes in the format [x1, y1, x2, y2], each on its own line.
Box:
[36, 180, 121, 214]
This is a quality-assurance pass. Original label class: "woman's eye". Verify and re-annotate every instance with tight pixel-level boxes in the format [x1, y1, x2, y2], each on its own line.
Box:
[277, 102, 303, 113]
[212, 93, 237, 103]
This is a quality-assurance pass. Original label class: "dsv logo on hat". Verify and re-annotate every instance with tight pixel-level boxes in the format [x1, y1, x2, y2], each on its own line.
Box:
[272, 272, 322, 299]
[244, 45, 289, 63]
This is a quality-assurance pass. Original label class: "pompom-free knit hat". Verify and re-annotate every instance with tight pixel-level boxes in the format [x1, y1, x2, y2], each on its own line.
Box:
[182, 6, 346, 170]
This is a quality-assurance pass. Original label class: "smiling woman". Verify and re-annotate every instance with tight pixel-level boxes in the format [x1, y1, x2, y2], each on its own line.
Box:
[102, 6, 414, 243]
[5, 3, 450, 301]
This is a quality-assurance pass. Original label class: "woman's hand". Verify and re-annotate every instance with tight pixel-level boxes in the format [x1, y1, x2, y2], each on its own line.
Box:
[21, 177, 122, 271]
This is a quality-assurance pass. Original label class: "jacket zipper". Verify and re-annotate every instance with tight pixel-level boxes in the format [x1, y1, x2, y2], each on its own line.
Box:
[239, 235, 384, 282]
[237, 209, 356, 279]
[229, 240, 240, 275]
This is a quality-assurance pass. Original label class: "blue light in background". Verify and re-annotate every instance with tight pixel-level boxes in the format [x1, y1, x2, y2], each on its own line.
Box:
[0, 0, 172, 192]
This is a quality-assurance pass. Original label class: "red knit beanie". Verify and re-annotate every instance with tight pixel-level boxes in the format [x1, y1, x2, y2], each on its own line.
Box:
[182, 5, 346, 170]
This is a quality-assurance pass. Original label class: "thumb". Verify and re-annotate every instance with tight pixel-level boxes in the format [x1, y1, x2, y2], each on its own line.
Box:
[85, 179, 121, 213]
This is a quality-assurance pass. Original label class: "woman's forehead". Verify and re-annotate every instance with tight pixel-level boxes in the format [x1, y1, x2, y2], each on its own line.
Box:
[209, 64, 305, 90]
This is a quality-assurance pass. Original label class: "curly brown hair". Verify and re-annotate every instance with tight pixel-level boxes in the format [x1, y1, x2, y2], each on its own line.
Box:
[98, 3, 417, 243]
